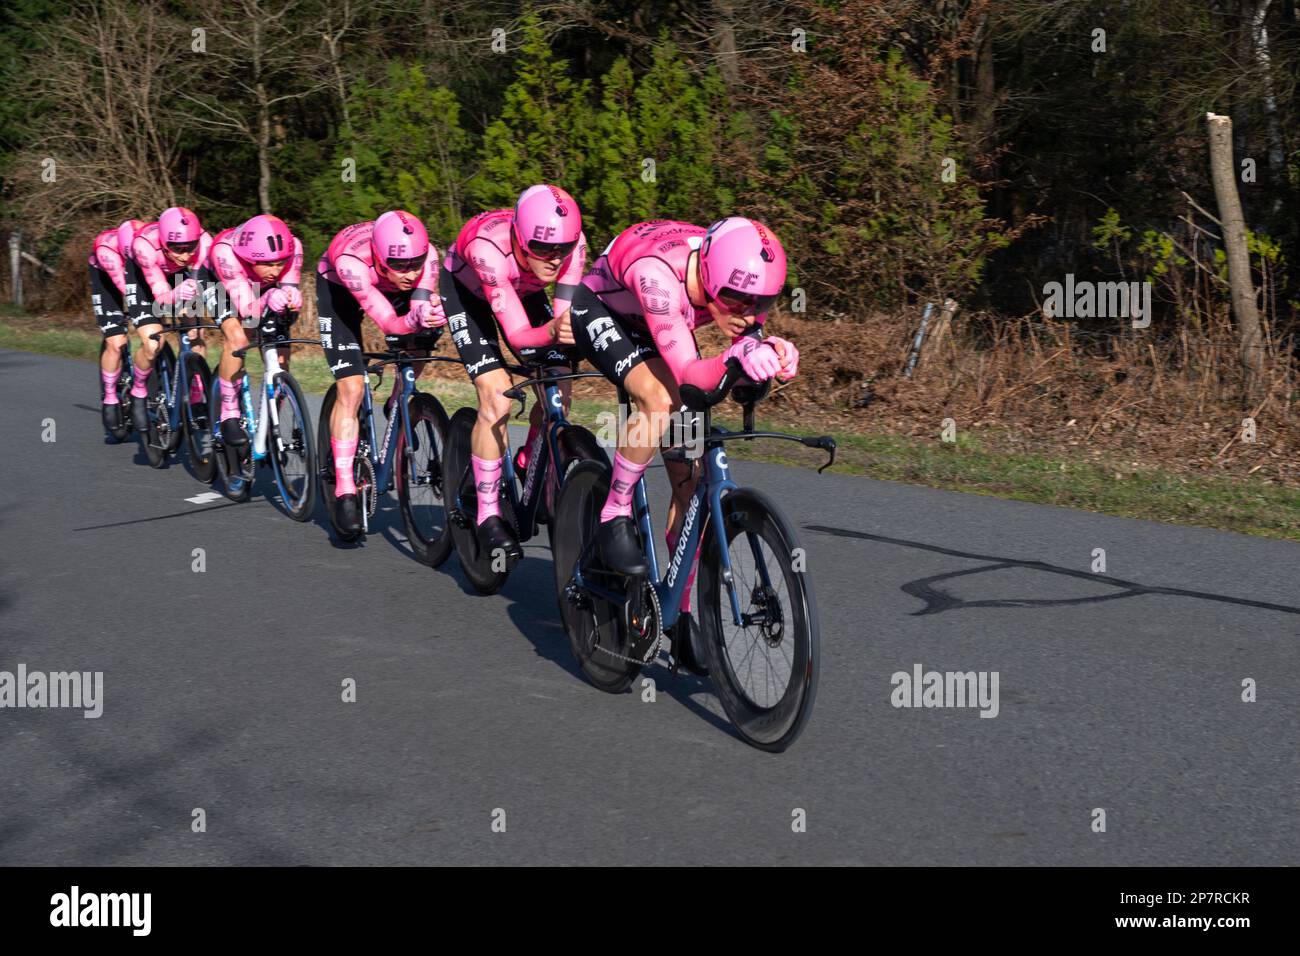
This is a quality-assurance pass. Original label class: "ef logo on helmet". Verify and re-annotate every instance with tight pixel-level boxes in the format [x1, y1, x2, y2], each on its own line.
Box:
[532, 225, 558, 240]
[728, 269, 759, 290]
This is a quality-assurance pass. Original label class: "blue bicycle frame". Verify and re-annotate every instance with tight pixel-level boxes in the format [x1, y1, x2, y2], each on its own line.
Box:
[359, 362, 422, 495]
[573, 439, 745, 632]
[153, 322, 210, 439]
[498, 373, 603, 543]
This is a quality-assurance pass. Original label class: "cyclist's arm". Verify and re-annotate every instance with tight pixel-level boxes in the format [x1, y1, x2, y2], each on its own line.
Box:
[212, 242, 275, 319]
[466, 237, 555, 349]
[625, 258, 727, 390]
[96, 246, 129, 296]
[407, 250, 447, 324]
[133, 241, 184, 304]
[552, 230, 588, 321]
[335, 254, 418, 336]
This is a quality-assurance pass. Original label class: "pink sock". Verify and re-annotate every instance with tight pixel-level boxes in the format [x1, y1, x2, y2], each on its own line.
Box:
[331, 436, 358, 496]
[190, 374, 206, 405]
[471, 455, 503, 524]
[600, 451, 648, 523]
[101, 369, 121, 403]
[129, 364, 150, 398]
[219, 378, 241, 422]
[667, 527, 701, 612]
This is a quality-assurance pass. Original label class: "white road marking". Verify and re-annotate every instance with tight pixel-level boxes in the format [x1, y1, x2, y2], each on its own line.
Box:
[185, 492, 225, 504]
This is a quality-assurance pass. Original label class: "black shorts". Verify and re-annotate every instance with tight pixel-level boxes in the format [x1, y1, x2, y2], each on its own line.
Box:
[88, 264, 127, 338]
[570, 285, 702, 460]
[569, 283, 661, 389]
[316, 276, 441, 380]
[439, 269, 576, 380]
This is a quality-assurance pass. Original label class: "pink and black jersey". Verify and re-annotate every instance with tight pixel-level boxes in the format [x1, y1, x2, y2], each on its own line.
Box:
[131, 222, 213, 306]
[442, 209, 587, 351]
[209, 226, 304, 321]
[88, 229, 129, 296]
[316, 220, 442, 336]
[581, 220, 712, 332]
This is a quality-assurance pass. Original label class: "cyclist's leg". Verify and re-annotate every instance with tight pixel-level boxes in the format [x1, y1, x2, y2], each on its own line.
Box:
[516, 288, 577, 468]
[90, 265, 129, 427]
[443, 272, 510, 512]
[216, 315, 250, 444]
[318, 278, 368, 532]
[570, 287, 659, 572]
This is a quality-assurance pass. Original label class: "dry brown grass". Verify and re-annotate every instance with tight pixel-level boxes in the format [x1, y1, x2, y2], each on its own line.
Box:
[22, 261, 1299, 488]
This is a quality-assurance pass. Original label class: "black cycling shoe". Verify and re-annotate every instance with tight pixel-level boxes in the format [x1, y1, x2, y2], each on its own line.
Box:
[475, 515, 523, 563]
[220, 417, 249, 446]
[130, 393, 149, 432]
[670, 610, 709, 677]
[596, 516, 649, 575]
[332, 492, 362, 535]
[189, 401, 209, 426]
[101, 401, 122, 433]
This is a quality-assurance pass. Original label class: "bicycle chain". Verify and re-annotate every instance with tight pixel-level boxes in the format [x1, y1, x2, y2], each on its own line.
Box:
[591, 581, 664, 667]
[357, 454, 378, 518]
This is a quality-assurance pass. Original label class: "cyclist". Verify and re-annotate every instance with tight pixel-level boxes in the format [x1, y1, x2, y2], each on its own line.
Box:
[126, 207, 213, 430]
[571, 217, 799, 668]
[88, 218, 144, 432]
[207, 214, 304, 447]
[439, 184, 587, 562]
[316, 210, 447, 535]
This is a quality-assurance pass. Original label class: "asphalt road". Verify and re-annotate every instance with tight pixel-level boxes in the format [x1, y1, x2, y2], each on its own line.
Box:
[1, 348, 1296, 865]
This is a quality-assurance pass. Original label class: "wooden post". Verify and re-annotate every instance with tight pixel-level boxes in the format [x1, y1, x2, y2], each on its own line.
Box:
[9, 230, 21, 308]
[1206, 112, 1266, 400]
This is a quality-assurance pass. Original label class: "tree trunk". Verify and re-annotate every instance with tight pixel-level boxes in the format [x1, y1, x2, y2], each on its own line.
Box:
[1248, 0, 1285, 207]
[326, 34, 352, 133]
[713, 0, 740, 89]
[1206, 113, 1266, 400]
[970, 11, 997, 150]
[257, 89, 272, 214]
[252, 16, 272, 214]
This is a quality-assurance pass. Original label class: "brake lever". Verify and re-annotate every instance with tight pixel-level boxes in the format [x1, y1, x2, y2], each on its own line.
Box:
[803, 435, 836, 473]
[508, 387, 528, 420]
[818, 437, 836, 474]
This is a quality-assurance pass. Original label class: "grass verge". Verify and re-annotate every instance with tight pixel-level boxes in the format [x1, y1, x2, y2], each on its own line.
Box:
[4, 311, 1297, 540]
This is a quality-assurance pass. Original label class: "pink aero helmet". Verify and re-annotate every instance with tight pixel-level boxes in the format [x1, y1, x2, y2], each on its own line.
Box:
[234, 214, 293, 263]
[371, 210, 429, 271]
[116, 219, 146, 257]
[159, 206, 202, 247]
[699, 217, 787, 313]
[513, 184, 581, 258]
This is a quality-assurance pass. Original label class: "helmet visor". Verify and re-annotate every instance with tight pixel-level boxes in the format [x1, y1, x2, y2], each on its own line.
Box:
[384, 253, 426, 273]
[525, 238, 578, 261]
[166, 239, 200, 255]
[715, 288, 779, 315]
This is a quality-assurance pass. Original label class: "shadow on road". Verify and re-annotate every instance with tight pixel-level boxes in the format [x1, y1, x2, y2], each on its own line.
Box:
[807, 524, 1300, 617]
[498, 543, 741, 744]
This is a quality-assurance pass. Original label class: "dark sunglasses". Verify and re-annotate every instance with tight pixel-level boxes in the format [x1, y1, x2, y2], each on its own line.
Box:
[166, 240, 200, 254]
[525, 239, 577, 261]
[385, 254, 426, 273]
[715, 288, 778, 315]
